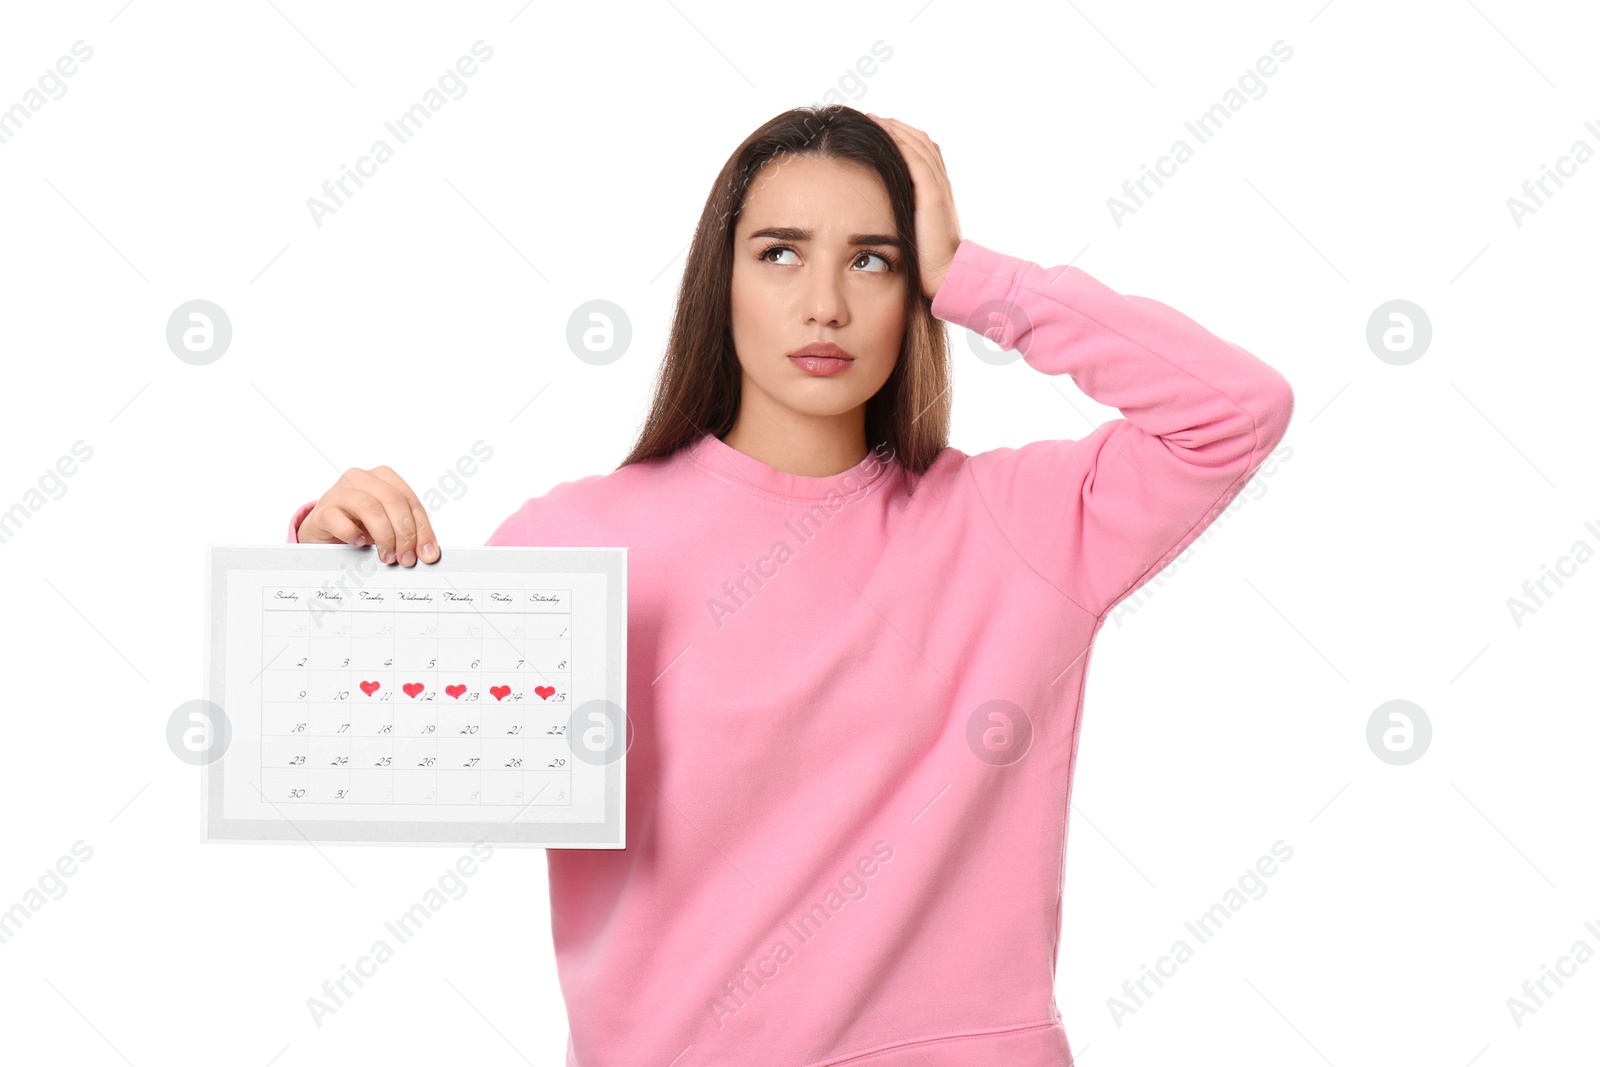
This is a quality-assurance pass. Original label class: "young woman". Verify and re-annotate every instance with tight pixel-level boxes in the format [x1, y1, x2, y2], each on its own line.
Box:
[289, 106, 1294, 1067]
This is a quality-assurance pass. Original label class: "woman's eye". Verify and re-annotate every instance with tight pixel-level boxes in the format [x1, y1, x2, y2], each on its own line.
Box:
[759, 246, 893, 271]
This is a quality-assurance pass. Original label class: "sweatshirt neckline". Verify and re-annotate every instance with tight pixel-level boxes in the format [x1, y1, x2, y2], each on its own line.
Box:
[684, 432, 896, 504]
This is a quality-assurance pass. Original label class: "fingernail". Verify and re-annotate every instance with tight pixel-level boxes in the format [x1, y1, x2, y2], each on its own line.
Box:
[420, 543, 437, 561]
[401, 549, 416, 566]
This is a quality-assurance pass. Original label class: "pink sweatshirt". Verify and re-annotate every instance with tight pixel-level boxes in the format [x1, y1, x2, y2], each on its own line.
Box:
[288, 238, 1294, 1066]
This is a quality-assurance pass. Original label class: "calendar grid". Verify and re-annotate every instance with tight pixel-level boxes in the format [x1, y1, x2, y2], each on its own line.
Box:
[207, 545, 625, 847]
[258, 585, 576, 808]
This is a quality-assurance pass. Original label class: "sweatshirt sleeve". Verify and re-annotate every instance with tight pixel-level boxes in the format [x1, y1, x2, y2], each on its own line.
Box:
[286, 499, 318, 543]
[931, 238, 1294, 620]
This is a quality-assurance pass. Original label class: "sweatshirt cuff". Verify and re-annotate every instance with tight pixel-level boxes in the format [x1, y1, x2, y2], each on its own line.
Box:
[287, 499, 317, 543]
[929, 238, 1026, 340]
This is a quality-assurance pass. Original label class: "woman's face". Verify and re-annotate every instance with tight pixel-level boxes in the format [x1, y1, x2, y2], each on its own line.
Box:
[729, 155, 908, 428]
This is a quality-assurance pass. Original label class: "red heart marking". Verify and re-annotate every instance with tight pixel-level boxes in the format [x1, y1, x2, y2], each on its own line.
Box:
[445, 684, 467, 699]
[403, 682, 424, 698]
[535, 685, 555, 700]
[360, 680, 380, 696]
[490, 685, 511, 702]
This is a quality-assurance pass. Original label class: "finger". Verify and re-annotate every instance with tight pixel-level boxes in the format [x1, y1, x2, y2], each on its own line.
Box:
[869, 115, 947, 181]
[367, 465, 439, 565]
[301, 501, 370, 546]
[341, 483, 402, 560]
[332, 470, 406, 562]
[871, 116, 946, 191]
[316, 502, 382, 547]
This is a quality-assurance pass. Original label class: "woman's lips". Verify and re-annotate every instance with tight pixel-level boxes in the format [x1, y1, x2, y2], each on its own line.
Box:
[788, 354, 854, 376]
[789, 342, 854, 376]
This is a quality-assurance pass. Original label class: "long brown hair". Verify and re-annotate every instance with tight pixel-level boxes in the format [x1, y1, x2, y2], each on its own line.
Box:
[616, 104, 952, 475]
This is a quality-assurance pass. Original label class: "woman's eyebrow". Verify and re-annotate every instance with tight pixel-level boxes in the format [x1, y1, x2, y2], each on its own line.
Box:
[745, 225, 902, 247]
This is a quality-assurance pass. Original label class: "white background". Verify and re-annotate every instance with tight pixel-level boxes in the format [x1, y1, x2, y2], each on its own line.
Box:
[1, 1, 1595, 1064]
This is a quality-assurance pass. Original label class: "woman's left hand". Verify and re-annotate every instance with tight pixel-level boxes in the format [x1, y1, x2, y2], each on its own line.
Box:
[866, 113, 962, 302]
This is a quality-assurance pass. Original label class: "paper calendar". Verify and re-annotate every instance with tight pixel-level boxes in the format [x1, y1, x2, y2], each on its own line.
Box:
[202, 544, 627, 847]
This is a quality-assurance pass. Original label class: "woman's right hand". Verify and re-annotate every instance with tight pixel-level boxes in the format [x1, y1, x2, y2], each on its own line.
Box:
[297, 466, 440, 566]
